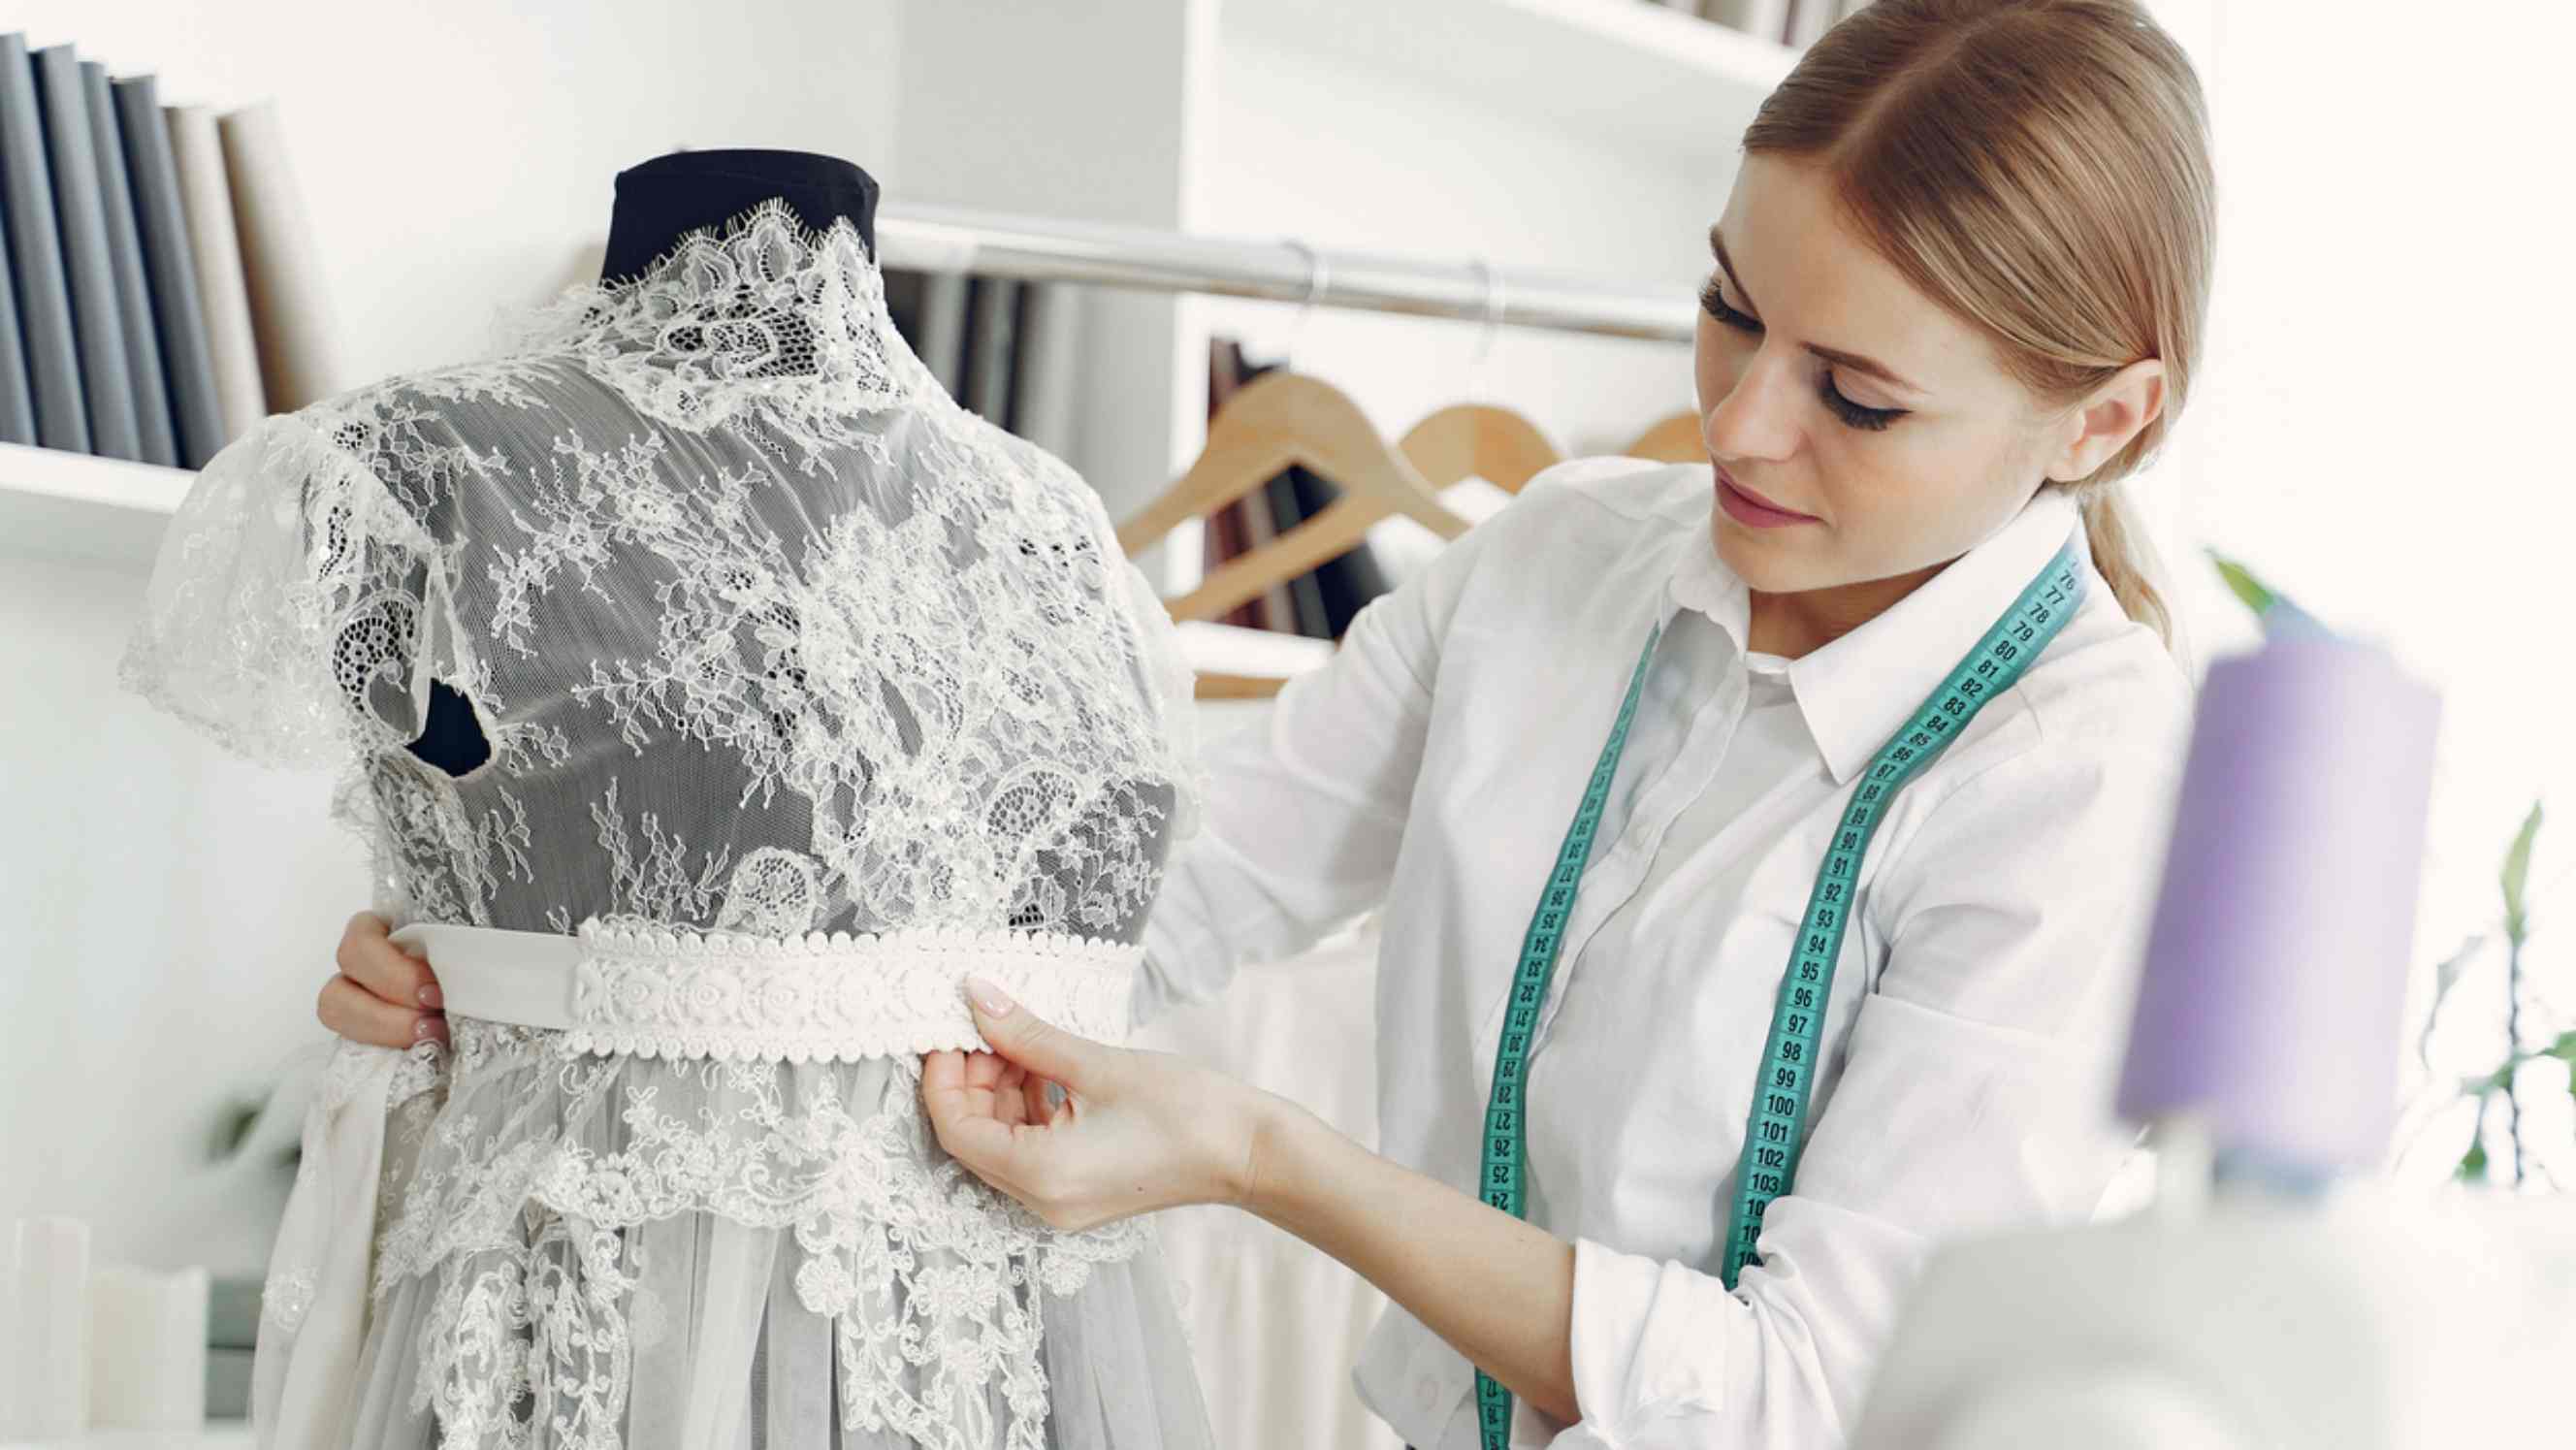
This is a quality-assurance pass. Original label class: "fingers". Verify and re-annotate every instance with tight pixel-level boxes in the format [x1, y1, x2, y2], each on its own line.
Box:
[943, 1051, 1037, 1127]
[922, 1051, 1034, 1182]
[326, 911, 444, 1049]
[960, 977, 1099, 1094]
[964, 1049, 1010, 1093]
[317, 972, 442, 1049]
[337, 912, 442, 1012]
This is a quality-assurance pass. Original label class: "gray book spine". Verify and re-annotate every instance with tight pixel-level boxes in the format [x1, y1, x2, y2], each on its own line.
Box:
[1011, 282, 1081, 461]
[112, 74, 222, 467]
[0, 32, 88, 451]
[82, 60, 175, 466]
[0, 130, 33, 443]
[33, 44, 138, 460]
[918, 271, 968, 397]
[966, 276, 1019, 424]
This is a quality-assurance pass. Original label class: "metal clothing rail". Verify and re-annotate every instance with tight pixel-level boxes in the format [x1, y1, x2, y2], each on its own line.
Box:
[874, 202, 1696, 345]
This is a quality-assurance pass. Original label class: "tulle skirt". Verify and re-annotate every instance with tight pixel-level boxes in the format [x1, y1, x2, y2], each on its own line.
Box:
[255, 1017, 1214, 1450]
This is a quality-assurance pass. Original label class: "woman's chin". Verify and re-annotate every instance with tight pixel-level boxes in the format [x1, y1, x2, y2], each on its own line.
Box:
[1712, 518, 1819, 595]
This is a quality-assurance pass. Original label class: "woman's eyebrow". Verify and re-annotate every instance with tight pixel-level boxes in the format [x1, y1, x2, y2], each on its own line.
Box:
[1709, 224, 1926, 397]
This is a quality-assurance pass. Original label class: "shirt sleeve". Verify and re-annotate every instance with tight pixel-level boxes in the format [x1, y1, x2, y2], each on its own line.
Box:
[1557, 689, 2187, 1448]
[118, 407, 444, 771]
[1130, 460, 1551, 1028]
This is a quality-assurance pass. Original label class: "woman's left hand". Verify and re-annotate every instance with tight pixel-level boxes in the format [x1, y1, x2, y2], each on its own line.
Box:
[921, 973, 1272, 1232]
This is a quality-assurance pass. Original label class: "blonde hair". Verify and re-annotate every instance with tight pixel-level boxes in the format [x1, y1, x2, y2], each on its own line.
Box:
[1743, 0, 2214, 646]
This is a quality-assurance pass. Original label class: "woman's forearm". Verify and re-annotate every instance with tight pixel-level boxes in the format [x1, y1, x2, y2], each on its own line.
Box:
[1240, 1095, 1581, 1425]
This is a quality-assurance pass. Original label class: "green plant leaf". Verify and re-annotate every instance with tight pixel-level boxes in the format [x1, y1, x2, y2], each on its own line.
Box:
[2207, 550, 2277, 617]
[2543, 1029, 2576, 1064]
[2457, 1134, 2490, 1183]
[2418, 932, 2489, 1071]
[2502, 801, 2542, 945]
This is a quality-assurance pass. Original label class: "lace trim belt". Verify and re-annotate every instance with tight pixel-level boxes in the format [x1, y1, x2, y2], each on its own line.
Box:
[389, 918, 1143, 1061]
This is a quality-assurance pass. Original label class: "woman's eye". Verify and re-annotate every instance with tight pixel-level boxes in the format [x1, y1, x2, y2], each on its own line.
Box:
[1818, 371, 1907, 432]
[1698, 275, 1760, 335]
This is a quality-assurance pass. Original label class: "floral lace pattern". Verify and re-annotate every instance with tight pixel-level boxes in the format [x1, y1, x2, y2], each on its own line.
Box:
[380, 1021, 1149, 1450]
[565, 918, 1142, 1062]
[122, 198, 1211, 1449]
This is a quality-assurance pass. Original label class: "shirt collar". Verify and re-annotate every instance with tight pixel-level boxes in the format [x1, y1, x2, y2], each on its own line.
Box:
[1664, 487, 2084, 786]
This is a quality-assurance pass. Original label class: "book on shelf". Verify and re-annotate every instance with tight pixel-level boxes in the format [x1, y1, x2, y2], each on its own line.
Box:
[1011, 282, 1081, 462]
[221, 99, 348, 411]
[1697, 0, 1790, 38]
[1208, 338, 1289, 632]
[918, 271, 969, 396]
[0, 108, 33, 444]
[82, 58, 178, 466]
[1783, 0, 1837, 48]
[167, 101, 267, 445]
[1263, 463, 1332, 639]
[112, 73, 225, 467]
[34, 43, 144, 461]
[1, 32, 89, 452]
[962, 275, 1020, 425]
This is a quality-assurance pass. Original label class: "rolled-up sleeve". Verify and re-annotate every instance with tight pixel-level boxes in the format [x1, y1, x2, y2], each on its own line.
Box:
[1555, 696, 2185, 1448]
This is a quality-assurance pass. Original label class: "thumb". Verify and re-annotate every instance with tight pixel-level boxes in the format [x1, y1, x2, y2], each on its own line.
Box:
[961, 973, 1097, 1092]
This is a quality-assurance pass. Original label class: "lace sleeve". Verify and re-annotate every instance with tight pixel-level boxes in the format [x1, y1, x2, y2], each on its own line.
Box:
[118, 409, 444, 770]
[1067, 479, 1208, 846]
[1111, 544, 1208, 844]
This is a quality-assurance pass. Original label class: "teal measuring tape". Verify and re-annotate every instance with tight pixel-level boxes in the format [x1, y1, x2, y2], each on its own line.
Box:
[1471, 533, 2086, 1449]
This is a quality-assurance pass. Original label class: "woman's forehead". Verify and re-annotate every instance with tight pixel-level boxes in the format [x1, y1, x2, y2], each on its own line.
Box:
[1717, 156, 2018, 402]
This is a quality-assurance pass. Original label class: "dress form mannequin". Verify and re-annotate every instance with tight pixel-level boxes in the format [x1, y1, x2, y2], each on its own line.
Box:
[404, 149, 882, 777]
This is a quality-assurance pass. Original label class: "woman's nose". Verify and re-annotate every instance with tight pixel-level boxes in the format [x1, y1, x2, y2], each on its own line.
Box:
[1703, 355, 1800, 466]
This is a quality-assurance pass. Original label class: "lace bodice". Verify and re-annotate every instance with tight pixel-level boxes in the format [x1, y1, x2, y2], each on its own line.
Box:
[122, 200, 1206, 946]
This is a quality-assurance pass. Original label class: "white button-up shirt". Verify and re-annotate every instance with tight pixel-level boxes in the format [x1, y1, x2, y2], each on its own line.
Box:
[1135, 457, 2193, 1448]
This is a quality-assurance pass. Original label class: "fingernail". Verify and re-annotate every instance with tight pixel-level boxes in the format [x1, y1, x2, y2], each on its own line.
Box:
[963, 973, 1015, 1017]
[417, 983, 441, 1008]
[413, 1016, 437, 1040]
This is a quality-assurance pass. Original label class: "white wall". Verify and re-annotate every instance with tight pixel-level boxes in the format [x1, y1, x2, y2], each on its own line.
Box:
[1181, 27, 1710, 460]
[0, 0, 906, 1277]
[2170, 2, 2576, 1185]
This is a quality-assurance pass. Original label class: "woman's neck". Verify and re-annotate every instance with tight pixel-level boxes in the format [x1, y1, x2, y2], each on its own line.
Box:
[1746, 559, 1948, 660]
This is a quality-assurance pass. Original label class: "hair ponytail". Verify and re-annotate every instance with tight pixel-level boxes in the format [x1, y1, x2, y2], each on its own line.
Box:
[2075, 482, 2172, 648]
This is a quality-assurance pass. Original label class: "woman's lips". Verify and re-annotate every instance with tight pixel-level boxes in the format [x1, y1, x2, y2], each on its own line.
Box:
[1715, 467, 1819, 528]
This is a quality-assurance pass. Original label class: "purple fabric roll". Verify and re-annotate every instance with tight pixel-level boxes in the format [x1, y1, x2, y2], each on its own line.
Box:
[2116, 633, 2441, 1175]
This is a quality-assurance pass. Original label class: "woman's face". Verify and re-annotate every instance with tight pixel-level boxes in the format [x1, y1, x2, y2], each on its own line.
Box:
[1692, 155, 2103, 596]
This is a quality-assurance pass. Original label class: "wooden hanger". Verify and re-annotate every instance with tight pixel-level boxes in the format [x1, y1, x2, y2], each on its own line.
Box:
[1622, 410, 1706, 465]
[1118, 371, 1471, 626]
[1398, 403, 1562, 493]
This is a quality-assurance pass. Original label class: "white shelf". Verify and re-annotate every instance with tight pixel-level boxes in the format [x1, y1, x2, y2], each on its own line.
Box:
[0, 442, 191, 569]
[1220, 0, 1798, 168]
[1175, 619, 1336, 679]
[1, 1422, 251, 1450]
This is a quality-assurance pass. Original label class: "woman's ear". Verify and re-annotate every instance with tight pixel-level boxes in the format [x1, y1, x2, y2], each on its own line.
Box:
[2045, 358, 2167, 484]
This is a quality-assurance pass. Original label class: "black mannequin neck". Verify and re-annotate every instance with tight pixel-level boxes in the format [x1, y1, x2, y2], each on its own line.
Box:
[394, 151, 887, 784]
[599, 149, 880, 283]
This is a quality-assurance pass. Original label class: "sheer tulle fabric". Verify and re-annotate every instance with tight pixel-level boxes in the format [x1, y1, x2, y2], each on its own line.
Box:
[337, 1023, 1211, 1450]
[119, 199, 1216, 1448]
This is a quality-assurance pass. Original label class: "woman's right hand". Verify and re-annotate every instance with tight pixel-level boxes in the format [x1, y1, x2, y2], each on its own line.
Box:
[317, 911, 447, 1049]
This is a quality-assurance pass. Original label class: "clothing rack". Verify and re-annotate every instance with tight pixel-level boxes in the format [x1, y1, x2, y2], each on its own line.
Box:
[874, 203, 1696, 345]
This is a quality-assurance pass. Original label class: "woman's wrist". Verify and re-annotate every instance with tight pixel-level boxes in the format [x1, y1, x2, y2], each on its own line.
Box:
[1234, 1084, 1324, 1219]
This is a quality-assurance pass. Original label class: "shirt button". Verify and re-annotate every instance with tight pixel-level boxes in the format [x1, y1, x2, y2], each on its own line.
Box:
[1418, 1372, 1443, 1407]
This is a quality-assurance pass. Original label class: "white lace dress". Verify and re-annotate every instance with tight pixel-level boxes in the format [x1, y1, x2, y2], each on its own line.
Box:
[119, 201, 1218, 1450]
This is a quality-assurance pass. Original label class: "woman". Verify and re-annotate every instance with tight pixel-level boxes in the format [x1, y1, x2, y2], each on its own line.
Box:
[324, 1, 2210, 1443]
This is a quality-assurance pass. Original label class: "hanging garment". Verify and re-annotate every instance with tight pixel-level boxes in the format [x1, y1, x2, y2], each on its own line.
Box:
[120, 197, 1216, 1450]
